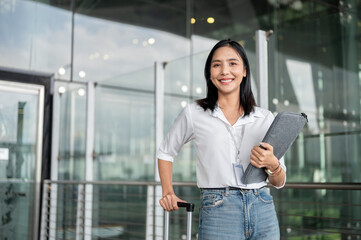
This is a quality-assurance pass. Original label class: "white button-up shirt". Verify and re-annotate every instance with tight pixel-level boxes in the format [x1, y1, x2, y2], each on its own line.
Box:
[157, 102, 286, 189]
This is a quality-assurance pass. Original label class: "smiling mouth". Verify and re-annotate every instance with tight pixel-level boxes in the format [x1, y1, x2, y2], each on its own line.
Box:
[220, 79, 233, 83]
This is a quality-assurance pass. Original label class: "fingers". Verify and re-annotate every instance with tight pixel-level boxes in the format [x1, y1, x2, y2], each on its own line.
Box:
[259, 142, 274, 152]
[249, 158, 262, 168]
[159, 194, 184, 212]
[250, 143, 276, 168]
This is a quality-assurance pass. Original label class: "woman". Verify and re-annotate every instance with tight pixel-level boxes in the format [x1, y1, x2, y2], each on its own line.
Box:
[157, 39, 286, 239]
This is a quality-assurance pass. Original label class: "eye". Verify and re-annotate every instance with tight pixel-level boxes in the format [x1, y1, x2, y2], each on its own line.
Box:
[230, 62, 237, 66]
[212, 63, 220, 67]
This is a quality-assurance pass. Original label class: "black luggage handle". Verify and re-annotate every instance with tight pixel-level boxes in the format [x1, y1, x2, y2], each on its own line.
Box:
[177, 202, 194, 212]
[165, 202, 194, 240]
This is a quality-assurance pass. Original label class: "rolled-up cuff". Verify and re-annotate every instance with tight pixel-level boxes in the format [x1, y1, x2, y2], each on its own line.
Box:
[273, 165, 286, 189]
[156, 151, 174, 162]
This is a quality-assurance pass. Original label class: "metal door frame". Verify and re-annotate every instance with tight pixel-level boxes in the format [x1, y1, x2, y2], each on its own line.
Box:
[0, 79, 45, 240]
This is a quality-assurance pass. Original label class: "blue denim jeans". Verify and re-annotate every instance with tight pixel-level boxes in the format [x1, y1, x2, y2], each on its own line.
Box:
[198, 188, 280, 240]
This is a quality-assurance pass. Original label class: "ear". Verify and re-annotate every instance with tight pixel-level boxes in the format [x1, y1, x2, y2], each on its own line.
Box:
[243, 67, 247, 77]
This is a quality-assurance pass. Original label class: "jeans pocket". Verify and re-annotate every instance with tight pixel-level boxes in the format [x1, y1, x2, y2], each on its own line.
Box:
[201, 191, 224, 209]
[257, 188, 274, 204]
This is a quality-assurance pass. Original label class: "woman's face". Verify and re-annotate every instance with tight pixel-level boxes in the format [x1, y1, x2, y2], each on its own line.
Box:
[210, 46, 246, 97]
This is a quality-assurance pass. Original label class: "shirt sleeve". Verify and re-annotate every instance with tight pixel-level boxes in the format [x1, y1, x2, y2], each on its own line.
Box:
[157, 104, 194, 162]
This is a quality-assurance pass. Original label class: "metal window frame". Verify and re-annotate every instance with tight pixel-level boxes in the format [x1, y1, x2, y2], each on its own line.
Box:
[256, 30, 269, 109]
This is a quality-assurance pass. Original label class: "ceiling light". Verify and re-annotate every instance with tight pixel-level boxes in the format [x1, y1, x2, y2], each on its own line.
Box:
[190, 18, 196, 24]
[181, 85, 188, 92]
[79, 71, 86, 78]
[181, 101, 187, 108]
[207, 17, 215, 24]
[58, 67, 66, 75]
[148, 38, 155, 45]
[58, 86, 66, 94]
[195, 87, 202, 94]
[272, 98, 279, 105]
[78, 88, 86, 96]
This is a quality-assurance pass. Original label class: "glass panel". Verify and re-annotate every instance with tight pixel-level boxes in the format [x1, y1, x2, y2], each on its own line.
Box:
[163, 95, 195, 182]
[94, 69, 155, 181]
[56, 82, 87, 180]
[73, 0, 191, 83]
[0, 83, 41, 239]
[53, 183, 149, 239]
[164, 55, 192, 96]
[271, 188, 361, 239]
[0, 1, 72, 80]
[55, 184, 78, 239]
[92, 185, 148, 239]
[269, 9, 361, 183]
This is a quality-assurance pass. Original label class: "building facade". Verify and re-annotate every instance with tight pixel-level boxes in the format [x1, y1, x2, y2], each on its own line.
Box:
[0, 0, 360, 239]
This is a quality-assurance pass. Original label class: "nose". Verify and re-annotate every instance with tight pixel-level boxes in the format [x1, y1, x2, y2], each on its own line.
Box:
[221, 65, 230, 75]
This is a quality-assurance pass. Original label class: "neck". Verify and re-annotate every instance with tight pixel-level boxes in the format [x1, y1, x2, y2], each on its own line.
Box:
[218, 92, 241, 111]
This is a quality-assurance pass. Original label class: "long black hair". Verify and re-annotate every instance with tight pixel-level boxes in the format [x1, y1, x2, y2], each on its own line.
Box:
[196, 39, 256, 116]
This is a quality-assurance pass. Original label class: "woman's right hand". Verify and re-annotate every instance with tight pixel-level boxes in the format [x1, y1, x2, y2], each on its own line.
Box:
[159, 193, 186, 212]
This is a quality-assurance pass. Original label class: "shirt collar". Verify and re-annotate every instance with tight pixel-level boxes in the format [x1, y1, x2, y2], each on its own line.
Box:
[210, 102, 265, 126]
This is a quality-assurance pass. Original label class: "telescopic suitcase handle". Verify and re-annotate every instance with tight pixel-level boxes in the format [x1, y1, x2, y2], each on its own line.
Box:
[177, 202, 195, 212]
[164, 202, 194, 240]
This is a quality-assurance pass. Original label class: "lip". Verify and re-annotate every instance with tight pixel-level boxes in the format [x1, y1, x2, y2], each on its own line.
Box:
[219, 78, 233, 84]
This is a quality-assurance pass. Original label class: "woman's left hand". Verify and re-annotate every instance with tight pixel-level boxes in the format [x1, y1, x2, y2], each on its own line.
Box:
[250, 142, 279, 171]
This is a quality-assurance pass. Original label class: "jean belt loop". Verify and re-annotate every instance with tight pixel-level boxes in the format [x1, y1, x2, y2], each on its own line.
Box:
[225, 187, 230, 196]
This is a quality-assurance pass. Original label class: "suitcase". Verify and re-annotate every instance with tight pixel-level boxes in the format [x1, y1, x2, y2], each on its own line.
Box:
[164, 202, 195, 240]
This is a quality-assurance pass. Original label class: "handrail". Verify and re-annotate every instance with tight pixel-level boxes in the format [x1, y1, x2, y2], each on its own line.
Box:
[40, 179, 361, 240]
[282, 182, 361, 190]
[42, 180, 361, 190]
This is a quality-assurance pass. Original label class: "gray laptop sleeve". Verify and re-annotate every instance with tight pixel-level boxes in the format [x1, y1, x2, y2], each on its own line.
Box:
[241, 111, 308, 184]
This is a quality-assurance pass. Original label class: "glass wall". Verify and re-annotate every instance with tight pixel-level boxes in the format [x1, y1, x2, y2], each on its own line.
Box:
[94, 67, 155, 181]
[268, 2, 361, 184]
[55, 82, 87, 180]
[0, 0, 72, 80]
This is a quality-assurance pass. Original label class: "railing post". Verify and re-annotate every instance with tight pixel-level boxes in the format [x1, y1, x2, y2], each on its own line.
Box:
[49, 82, 62, 239]
[40, 181, 50, 240]
[145, 185, 155, 240]
[152, 61, 166, 240]
[84, 82, 95, 239]
[76, 184, 85, 240]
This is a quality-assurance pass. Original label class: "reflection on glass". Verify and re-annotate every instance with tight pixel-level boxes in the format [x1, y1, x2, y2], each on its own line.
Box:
[57, 82, 87, 180]
[100, 66, 154, 92]
[94, 85, 155, 181]
[269, 11, 361, 186]
[163, 96, 195, 182]
[0, 88, 39, 239]
[0, 1, 72, 79]
[73, 12, 191, 82]
[272, 188, 361, 239]
[286, 59, 318, 133]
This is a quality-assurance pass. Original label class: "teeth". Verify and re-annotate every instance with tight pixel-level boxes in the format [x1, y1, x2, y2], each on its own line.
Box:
[220, 79, 232, 83]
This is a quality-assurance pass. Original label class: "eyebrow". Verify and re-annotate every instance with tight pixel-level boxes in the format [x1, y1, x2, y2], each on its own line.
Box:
[211, 58, 241, 63]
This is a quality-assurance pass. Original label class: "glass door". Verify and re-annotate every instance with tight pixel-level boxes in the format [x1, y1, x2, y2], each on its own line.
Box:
[0, 80, 44, 240]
